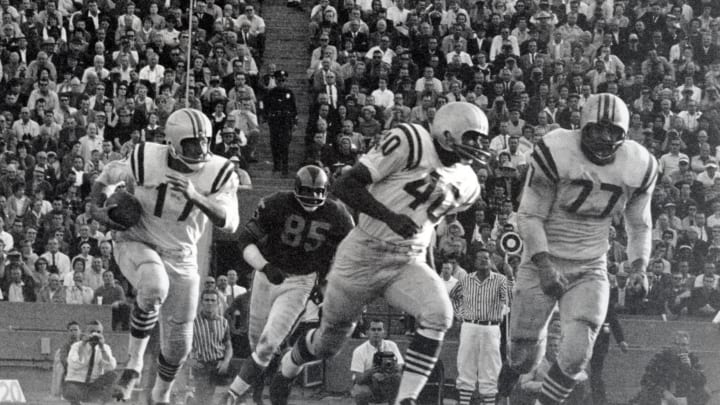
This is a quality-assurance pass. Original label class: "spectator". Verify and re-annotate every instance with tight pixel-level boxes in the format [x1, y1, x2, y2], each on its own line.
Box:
[39, 272, 67, 303]
[350, 319, 404, 405]
[51, 321, 83, 398]
[632, 331, 708, 405]
[449, 247, 509, 405]
[189, 289, 234, 404]
[66, 270, 94, 305]
[63, 320, 117, 405]
[1, 262, 36, 302]
[687, 273, 720, 317]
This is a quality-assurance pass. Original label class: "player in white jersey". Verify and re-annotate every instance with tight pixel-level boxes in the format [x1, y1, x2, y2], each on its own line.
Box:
[264, 102, 487, 405]
[90, 108, 240, 405]
[497, 94, 656, 405]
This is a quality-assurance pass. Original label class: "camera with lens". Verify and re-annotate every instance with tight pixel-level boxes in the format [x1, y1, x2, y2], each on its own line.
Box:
[373, 351, 398, 372]
[88, 331, 102, 344]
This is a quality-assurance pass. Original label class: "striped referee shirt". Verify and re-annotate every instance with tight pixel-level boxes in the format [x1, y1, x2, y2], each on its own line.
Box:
[449, 270, 508, 322]
[192, 315, 231, 363]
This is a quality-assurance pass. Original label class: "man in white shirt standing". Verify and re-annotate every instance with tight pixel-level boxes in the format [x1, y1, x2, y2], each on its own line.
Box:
[371, 77, 395, 110]
[350, 319, 405, 405]
[63, 320, 117, 405]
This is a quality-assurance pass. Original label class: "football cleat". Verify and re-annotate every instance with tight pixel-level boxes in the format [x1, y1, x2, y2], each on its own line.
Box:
[112, 369, 140, 401]
[399, 399, 417, 405]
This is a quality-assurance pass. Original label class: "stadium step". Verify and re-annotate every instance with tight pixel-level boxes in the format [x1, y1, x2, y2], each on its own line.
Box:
[248, 0, 311, 187]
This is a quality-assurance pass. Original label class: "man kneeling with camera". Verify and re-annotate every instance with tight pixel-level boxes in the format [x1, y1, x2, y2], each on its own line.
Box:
[350, 319, 404, 405]
[63, 320, 117, 405]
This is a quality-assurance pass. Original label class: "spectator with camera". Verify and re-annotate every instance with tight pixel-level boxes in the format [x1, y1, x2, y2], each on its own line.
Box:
[63, 320, 117, 405]
[350, 319, 404, 405]
[632, 330, 709, 405]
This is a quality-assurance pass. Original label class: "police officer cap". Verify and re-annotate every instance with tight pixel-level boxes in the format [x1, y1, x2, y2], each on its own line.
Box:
[274, 70, 288, 79]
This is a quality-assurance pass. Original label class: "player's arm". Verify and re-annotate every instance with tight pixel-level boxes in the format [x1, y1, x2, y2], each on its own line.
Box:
[89, 160, 134, 230]
[333, 126, 422, 238]
[517, 142, 565, 298]
[237, 196, 285, 284]
[624, 155, 658, 291]
[166, 171, 240, 233]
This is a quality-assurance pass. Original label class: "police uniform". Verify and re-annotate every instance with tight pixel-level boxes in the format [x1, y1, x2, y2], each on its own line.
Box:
[260, 70, 296, 174]
[508, 128, 656, 402]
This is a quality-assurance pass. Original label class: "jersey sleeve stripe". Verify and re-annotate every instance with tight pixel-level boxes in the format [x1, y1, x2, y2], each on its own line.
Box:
[137, 142, 145, 185]
[635, 155, 658, 195]
[408, 124, 423, 170]
[531, 150, 557, 182]
[397, 124, 417, 170]
[130, 145, 138, 183]
[535, 140, 559, 180]
[211, 160, 234, 193]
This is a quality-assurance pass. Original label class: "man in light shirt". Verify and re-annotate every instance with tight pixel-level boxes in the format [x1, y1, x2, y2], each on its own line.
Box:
[63, 320, 117, 405]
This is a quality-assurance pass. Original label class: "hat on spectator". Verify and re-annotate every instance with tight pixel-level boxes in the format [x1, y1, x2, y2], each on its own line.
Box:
[629, 33, 639, 40]
[211, 75, 221, 83]
[505, 56, 516, 64]
[536, 10, 552, 19]
[679, 156, 689, 164]
[678, 245, 692, 252]
[47, 151, 57, 158]
[43, 37, 56, 45]
[706, 162, 718, 169]
[568, 93, 580, 100]
[664, 202, 676, 209]
[274, 70, 288, 79]
[362, 105, 376, 115]
[95, 111, 106, 118]
[70, 78, 81, 85]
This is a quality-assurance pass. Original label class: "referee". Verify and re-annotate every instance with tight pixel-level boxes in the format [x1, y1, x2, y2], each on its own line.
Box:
[189, 289, 234, 405]
[449, 247, 509, 405]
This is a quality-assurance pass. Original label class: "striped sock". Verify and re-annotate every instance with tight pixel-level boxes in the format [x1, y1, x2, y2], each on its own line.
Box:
[480, 393, 497, 404]
[157, 353, 181, 382]
[395, 329, 444, 402]
[130, 303, 158, 339]
[458, 389, 473, 405]
[537, 363, 577, 405]
[290, 330, 318, 367]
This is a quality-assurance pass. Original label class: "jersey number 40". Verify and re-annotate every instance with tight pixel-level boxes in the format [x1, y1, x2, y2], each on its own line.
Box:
[403, 170, 461, 222]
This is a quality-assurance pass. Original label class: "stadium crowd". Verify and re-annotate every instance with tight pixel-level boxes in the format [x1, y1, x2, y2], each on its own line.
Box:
[0, 0, 718, 402]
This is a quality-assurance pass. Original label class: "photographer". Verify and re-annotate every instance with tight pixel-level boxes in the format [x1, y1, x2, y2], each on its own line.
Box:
[63, 320, 117, 405]
[350, 319, 404, 405]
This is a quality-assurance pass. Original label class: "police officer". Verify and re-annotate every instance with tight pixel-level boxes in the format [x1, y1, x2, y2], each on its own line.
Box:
[260, 70, 297, 175]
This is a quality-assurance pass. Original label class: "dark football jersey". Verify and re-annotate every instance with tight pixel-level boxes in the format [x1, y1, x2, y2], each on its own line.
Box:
[245, 192, 354, 276]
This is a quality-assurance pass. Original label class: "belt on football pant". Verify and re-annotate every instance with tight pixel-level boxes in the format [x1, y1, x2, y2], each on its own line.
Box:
[464, 319, 500, 326]
[364, 239, 426, 255]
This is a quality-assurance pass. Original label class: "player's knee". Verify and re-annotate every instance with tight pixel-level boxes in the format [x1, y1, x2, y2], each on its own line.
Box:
[509, 339, 544, 374]
[557, 319, 599, 376]
[254, 334, 284, 365]
[313, 321, 354, 359]
[162, 320, 194, 364]
[135, 263, 169, 311]
[416, 302, 453, 332]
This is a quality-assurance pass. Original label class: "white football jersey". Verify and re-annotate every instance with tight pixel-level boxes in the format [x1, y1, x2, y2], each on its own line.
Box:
[519, 129, 656, 263]
[358, 123, 481, 248]
[96, 143, 240, 256]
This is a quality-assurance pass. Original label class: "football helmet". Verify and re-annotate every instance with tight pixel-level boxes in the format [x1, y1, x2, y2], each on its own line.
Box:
[164, 108, 213, 170]
[431, 102, 491, 165]
[580, 93, 629, 165]
[294, 165, 329, 211]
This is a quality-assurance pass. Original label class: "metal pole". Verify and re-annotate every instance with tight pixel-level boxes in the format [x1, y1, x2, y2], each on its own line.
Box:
[185, 0, 194, 106]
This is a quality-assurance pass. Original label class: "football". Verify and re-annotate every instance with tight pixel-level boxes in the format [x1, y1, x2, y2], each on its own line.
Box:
[106, 191, 142, 228]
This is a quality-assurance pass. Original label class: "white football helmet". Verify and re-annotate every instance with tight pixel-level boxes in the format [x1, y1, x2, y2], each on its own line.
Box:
[580, 93, 629, 165]
[164, 108, 213, 170]
[431, 102, 491, 165]
[294, 165, 329, 211]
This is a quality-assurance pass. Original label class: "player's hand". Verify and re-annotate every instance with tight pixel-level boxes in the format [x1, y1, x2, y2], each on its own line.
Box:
[89, 203, 128, 231]
[261, 263, 286, 285]
[537, 263, 568, 300]
[630, 272, 649, 297]
[385, 212, 420, 239]
[167, 173, 199, 201]
[217, 359, 230, 374]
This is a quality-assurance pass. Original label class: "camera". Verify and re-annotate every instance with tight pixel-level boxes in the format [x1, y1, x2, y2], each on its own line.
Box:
[88, 332, 102, 344]
[373, 351, 397, 371]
